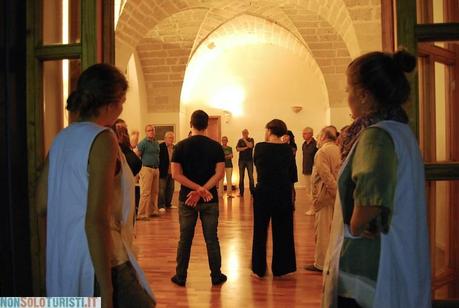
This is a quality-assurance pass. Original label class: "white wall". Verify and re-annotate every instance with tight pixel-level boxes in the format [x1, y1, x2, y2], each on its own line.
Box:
[121, 52, 184, 140]
[329, 106, 352, 131]
[181, 44, 331, 188]
[120, 51, 147, 133]
[115, 40, 132, 72]
[143, 112, 180, 138]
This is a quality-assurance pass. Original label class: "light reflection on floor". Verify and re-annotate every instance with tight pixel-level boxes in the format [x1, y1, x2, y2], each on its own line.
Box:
[134, 189, 322, 307]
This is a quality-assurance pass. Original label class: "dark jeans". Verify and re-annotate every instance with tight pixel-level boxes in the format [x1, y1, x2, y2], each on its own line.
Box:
[158, 174, 174, 208]
[238, 160, 255, 195]
[95, 262, 155, 308]
[251, 186, 296, 277]
[176, 202, 222, 279]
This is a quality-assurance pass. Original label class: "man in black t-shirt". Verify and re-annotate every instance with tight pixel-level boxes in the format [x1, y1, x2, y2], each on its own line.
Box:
[236, 128, 255, 196]
[170, 110, 227, 287]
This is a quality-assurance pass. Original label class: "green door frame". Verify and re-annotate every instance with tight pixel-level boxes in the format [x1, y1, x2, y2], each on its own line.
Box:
[396, 0, 459, 180]
[395, 0, 459, 298]
[26, 0, 114, 295]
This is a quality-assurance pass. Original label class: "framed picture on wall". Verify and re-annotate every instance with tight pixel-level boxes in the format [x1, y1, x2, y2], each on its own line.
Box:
[155, 125, 175, 142]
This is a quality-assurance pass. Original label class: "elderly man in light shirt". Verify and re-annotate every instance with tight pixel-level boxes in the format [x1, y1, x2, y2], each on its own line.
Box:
[305, 126, 341, 272]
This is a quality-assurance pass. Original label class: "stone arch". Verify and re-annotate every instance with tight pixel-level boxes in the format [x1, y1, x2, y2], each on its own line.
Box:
[342, 0, 382, 52]
[189, 4, 353, 107]
[115, 0, 364, 70]
[137, 12, 329, 113]
[280, 0, 361, 57]
[179, 13, 331, 149]
[189, 4, 307, 57]
[136, 8, 208, 113]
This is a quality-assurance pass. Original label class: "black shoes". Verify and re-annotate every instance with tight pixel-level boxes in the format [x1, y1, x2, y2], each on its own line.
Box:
[304, 264, 323, 272]
[171, 275, 186, 286]
[250, 272, 265, 279]
[172, 273, 227, 286]
[211, 273, 227, 285]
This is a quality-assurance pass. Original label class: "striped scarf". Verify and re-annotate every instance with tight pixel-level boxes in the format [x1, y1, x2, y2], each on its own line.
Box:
[340, 106, 409, 162]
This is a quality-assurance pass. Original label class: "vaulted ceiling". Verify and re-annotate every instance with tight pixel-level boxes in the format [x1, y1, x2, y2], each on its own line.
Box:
[116, 0, 381, 111]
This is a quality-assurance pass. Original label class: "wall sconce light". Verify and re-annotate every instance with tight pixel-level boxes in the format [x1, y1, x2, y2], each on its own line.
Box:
[223, 110, 232, 123]
[291, 105, 303, 113]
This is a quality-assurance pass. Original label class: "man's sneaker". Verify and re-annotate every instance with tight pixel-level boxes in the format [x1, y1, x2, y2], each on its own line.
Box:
[171, 275, 186, 286]
[169, 205, 177, 209]
[211, 273, 227, 285]
[159, 208, 166, 213]
[305, 209, 315, 216]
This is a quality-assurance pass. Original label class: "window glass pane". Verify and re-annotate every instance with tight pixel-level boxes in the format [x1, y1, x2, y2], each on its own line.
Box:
[435, 62, 448, 161]
[433, 181, 450, 274]
[417, 0, 459, 24]
[417, 57, 426, 159]
[434, 284, 449, 299]
[43, 0, 80, 45]
[432, 1, 446, 50]
[433, 0, 445, 23]
[428, 180, 459, 299]
[417, 42, 455, 162]
[114, 0, 127, 28]
[43, 59, 80, 153]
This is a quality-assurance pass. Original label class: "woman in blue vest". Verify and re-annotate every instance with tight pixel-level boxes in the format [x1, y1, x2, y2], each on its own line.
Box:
[36, 64, 155, 307]
[323, 50, 431, 308]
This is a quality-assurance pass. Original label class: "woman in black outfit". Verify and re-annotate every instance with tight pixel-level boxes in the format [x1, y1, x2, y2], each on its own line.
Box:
[251, 119, 297, 278]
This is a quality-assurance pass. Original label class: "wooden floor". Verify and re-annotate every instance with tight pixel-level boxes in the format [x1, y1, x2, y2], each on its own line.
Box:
[133, 188, 323, 308]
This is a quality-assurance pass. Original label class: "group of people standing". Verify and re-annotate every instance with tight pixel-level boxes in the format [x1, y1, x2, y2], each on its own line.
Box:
[216, 129, 255, 199]
[135, 125, 176, 220]
[37, 48, 431, 308]
[112, 120, 176, 223]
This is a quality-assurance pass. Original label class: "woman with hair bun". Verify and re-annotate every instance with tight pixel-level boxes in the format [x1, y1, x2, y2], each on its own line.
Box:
[36, 64, 155, 307]
[322, 50, 431, 308]
[251, 119, 297, 278]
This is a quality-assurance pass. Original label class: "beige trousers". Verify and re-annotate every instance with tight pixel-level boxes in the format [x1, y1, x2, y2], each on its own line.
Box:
[304, 174, 314, 213]
[303, 174, 312, 195]
[219, 167, 233, 196]
[138, 166, 159, 217]
[313, 203, 334, 269]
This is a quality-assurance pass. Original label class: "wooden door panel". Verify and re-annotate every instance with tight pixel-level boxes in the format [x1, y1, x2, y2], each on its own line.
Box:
[394, 0, 459, 300]
[207, 116, 221, 143]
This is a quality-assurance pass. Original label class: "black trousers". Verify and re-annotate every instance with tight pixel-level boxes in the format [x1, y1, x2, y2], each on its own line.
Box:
[251, 186, 296, 277]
